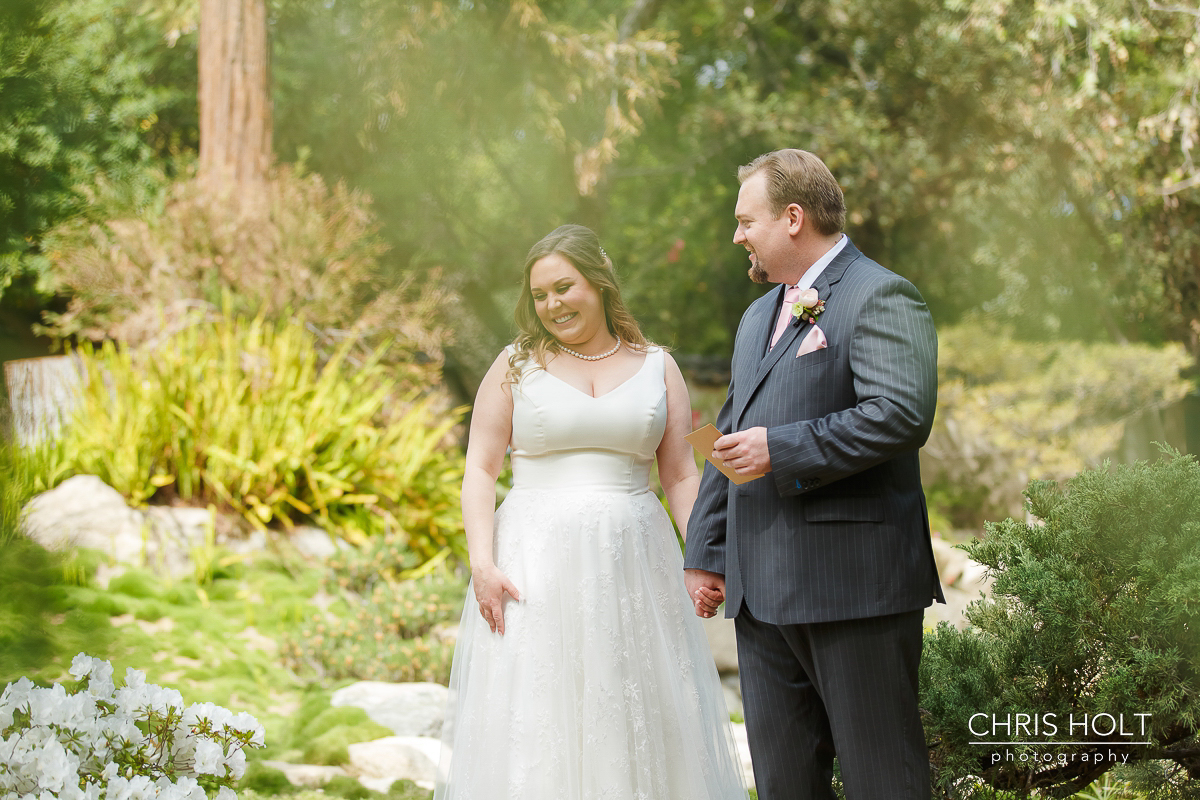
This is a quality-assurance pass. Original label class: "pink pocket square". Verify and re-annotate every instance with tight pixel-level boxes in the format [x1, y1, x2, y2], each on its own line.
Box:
[795, 324, 827, 357]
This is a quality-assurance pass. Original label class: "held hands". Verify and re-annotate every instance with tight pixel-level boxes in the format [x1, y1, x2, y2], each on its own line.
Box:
[712, 426, 772, 475]
[472, 563, 521, 635]
[685, 569, 726, 618]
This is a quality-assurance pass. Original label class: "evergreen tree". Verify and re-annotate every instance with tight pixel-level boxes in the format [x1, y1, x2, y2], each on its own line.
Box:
[922, 450, 1200, 798]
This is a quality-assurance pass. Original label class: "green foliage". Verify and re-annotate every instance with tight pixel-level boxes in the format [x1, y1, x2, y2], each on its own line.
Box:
[0, 0, 194, 293]
[0, 440, 110, 682]
[283, 572, 464, 685]
[301, 718, 393, 766]
[237, 760, 293, 794]
[323, 775, 378, 800]
[922, 450, 1200, 798]
[923, 322, 1192, 529]
[37, 166, 451, 381]
[43, 306, 467, 558]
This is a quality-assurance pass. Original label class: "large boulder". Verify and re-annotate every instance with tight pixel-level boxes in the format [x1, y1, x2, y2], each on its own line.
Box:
[331, 681, 449, 738]
[20, 474, 270, 580]
[21, 475, 147, 565]
[260, 761, 348, 788]
[347, 736, 440, 792]
[926, 536, 993, 630]
[702, 614, 738, 674]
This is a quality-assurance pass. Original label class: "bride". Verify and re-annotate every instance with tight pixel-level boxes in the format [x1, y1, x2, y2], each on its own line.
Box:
[434, 224, 746, 800]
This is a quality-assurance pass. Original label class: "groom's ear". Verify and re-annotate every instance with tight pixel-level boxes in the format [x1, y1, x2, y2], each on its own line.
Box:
[785, 203, 804, 234]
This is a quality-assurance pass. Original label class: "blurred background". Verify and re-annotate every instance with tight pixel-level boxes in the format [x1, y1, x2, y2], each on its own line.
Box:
[3, 0, 1200, 530]
[4, 5, 1200, 794]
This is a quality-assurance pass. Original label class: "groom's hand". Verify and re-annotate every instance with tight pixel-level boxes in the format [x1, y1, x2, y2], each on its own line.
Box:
[685, 569, 726, 618]
[712, 426, 772, 474]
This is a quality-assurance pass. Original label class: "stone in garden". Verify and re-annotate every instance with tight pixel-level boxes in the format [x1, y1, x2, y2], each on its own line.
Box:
[721, 674, 743, 718]
[347, 736, 440, 792]
[288, 525, 343, 560]
[260, 760, 348, 788]
[331, 681, 449, 738]
[731, 722, 756, 789]
[702, 614, 738, 674]
[21, 475, 145, 564]
[20, 474, 269, 580]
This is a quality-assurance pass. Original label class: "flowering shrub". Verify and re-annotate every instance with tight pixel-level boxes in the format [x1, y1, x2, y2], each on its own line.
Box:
[282, 573, 463, 685]
[0, 654, 264, 799]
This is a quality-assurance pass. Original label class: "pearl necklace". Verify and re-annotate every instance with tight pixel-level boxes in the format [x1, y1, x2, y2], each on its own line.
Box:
[558, 337, 622, 361]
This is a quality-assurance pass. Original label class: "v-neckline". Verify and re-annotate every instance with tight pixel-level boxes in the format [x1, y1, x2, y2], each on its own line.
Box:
[541, 351, 653, 399]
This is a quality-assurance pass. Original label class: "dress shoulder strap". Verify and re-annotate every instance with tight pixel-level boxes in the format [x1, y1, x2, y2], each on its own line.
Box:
[644, 345, 667, 387]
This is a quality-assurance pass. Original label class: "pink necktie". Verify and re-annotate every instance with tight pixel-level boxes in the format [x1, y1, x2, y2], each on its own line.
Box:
[770, 285, 802, 349]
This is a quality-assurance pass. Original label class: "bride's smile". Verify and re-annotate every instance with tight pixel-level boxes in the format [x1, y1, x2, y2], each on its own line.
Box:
[528, 253, 614, 354]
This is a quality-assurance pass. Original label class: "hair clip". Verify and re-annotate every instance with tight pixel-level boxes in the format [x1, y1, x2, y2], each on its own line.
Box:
[599, 246, 608, 261]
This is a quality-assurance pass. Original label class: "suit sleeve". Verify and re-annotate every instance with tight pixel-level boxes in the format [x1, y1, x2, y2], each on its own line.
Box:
[766, 275, 937, 497]
[682, 376, 735, 575]
[682, 300, 765, 575]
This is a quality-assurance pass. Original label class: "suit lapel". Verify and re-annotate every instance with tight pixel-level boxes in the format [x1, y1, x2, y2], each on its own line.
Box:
[734, 239, 861, 427]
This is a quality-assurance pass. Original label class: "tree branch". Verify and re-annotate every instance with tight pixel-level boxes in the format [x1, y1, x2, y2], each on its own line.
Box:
[618, 0, 665, 42]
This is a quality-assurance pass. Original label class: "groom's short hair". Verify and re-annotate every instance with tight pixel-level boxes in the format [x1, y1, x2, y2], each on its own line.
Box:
[739, 149, 846, 236]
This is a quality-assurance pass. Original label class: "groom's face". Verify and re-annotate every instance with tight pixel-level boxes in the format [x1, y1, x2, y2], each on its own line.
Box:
[734, 171, 790, 285]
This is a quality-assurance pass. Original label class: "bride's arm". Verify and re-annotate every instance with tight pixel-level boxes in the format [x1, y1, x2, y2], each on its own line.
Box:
[656, 353, 701, 541]
[462, 351, 520, 635]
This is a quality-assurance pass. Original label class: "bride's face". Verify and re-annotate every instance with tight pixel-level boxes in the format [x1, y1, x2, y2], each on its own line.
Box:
[529, 253, 607, 348]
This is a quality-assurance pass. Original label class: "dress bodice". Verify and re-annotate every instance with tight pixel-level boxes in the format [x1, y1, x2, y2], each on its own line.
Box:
[509, 346, 667, 494]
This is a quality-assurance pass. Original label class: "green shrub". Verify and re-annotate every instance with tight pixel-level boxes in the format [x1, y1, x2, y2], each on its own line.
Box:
[0, 441, 111, 682]
[301, 720, 392, 766]
[296, 706, 380, 744]
[44, 306, 467, 560]
[37, 166, 452, 393]
[323, 775, 380, 800]
[925, 322, 1192, 529]
[921, 449, 1200, 798]
[283, 573, 463, 685]
[386, 780, 433, 800]
[237, 761, 293, 794]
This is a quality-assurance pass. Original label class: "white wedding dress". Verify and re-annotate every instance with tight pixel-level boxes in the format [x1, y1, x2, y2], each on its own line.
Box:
[435, 346, 746, 800]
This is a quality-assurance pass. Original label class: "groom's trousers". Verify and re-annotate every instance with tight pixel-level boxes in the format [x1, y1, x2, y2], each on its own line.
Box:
[735, 605, 930, 800]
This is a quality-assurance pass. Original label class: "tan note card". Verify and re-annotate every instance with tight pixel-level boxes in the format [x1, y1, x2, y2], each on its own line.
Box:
[685, 424, 765, 485]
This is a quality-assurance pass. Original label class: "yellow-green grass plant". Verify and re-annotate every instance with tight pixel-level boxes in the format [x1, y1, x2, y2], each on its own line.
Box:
[44, 305, 466, 561]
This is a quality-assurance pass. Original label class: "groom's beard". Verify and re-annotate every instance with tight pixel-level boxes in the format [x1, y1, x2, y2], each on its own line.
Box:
[748, 261, 769, 284]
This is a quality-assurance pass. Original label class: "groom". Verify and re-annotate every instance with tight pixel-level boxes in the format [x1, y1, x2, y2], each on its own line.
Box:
[685, 149, 944, 800]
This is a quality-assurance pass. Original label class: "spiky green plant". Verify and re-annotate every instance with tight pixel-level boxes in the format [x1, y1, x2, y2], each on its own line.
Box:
[44, 305, 465, 560]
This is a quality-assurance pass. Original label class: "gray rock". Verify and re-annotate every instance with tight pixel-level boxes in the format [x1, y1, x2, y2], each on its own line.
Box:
[289, 525, 344, 560]
[21, 475, 145, 564]
[731, 722, 756, 789]
[347, 736, 440, 792]
[331, 681, 449, 738]
[702, 613, 739, 674]
[261, 760, 347, 788]
[721, 674, 744, 718]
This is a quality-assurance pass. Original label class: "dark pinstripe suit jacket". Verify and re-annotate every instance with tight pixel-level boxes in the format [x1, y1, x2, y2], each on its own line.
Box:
[685, 239, 945, 625]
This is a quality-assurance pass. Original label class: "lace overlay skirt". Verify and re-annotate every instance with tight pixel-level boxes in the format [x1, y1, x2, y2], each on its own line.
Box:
[434, 488, 745, 800]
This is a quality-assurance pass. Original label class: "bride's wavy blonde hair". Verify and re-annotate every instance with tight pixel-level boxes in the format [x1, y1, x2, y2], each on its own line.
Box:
[507, 224, 650, 386]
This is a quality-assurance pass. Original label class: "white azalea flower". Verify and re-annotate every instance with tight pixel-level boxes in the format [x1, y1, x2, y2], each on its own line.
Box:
[223, 745, 247, 780]
[32, 738, 72, 792]
[191, 738, 224, 776]
[69, 653, 95, 680]
[2, 655, 262, 798]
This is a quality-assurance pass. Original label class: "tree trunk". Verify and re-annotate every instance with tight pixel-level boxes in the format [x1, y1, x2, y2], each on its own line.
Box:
[198, 0, 272, 192]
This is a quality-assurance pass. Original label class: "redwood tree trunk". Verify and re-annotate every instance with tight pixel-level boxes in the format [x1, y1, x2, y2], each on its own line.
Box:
[198, 0, 272, 191]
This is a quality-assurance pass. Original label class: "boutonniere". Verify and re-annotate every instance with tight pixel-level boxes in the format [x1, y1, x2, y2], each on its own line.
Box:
[790, 288, 826, 327]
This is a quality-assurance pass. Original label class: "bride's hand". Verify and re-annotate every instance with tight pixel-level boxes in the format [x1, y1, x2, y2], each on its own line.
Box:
[473, 564, 521, 635]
